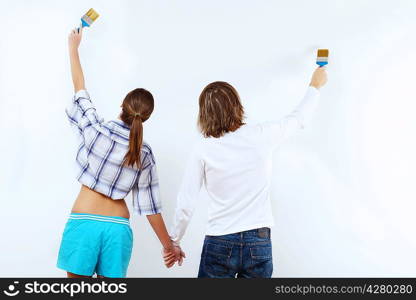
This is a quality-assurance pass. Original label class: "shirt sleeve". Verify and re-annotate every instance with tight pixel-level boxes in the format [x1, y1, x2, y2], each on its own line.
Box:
[169, 144, 204, 244]
[258, 86, 320, 149]
[131, 151, 162, 216]
[65, 89, 105, 136]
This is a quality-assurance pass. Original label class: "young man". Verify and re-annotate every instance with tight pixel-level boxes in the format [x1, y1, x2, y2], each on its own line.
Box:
[168, 67, 327, 277]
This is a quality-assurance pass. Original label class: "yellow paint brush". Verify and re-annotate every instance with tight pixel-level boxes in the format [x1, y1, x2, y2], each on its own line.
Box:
[316, 49, 329, 67]
[80, 8, 100, 28]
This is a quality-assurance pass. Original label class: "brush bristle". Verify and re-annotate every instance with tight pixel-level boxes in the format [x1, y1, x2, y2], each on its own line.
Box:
[81, 8, 99, 27]
[317, 49, 329, 58]
[86, 8, 99, 21]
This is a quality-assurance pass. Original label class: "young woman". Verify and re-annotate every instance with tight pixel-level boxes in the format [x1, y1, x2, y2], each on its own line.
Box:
[168, 67, 327, 278]
[57, 27, 184, 278]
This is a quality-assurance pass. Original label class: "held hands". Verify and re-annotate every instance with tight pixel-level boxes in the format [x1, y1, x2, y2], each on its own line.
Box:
[163, 243, 186, 268]
[309, 67, 328, 89]
[145, 214, 185, 269]
[68, 26, 83, 51]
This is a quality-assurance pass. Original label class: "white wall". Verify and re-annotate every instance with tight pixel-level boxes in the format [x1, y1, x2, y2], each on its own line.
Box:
[1, 0, 416, 277]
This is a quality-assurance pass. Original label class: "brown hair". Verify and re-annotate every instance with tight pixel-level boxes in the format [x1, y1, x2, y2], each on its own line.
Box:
[198, 81, 245, 138]
[120, 88, 154, 168]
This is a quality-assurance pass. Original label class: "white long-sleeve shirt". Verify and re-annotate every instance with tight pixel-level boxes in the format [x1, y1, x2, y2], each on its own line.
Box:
[169, 86, 320, 243]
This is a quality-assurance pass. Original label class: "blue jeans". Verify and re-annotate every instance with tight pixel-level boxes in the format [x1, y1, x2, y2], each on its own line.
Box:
[198, 227, 273, 278]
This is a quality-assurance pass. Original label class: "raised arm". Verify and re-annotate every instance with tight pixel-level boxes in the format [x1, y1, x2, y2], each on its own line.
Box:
[259, 67, 328, 148]
[65, 27, 109, 143]
[68, 27, 85, 92]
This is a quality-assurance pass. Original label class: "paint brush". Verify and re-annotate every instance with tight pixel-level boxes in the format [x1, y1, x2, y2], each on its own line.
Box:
[80, 8, 100, 28]
[316, 49, 329, 67]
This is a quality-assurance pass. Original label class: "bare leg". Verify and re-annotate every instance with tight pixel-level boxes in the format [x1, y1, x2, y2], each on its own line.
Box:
[67, 272, 92, 278]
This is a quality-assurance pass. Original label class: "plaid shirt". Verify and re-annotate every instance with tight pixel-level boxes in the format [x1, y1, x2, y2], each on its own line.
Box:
[65, 90, 161, 215]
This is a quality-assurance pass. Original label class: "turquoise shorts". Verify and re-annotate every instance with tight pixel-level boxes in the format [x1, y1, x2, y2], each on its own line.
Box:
[57, 213, 133, 278]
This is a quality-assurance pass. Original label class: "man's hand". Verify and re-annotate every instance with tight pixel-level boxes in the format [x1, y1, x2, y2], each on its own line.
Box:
[68, 26, 83, 52]
[163, 244, 186, 268]
[309, 67, 328, 89]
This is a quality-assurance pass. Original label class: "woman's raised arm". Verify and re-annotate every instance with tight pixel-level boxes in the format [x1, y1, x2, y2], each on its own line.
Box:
[68, 27, 85, 92]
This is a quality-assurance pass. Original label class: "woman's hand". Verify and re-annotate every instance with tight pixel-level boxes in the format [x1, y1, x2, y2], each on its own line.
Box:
[145, 214, 186, 268]
[68, 26, 83, 52]
[163, 244, 186, 268]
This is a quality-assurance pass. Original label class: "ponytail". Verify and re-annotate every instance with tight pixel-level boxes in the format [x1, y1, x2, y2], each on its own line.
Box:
[120, 88, 154, 169]
[124, 115, 143, 168]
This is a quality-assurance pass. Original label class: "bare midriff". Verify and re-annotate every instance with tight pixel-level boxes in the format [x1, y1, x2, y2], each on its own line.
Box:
[71, 185, 130, 219]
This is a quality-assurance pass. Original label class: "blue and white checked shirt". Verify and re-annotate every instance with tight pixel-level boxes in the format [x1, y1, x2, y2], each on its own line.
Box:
[65, 90, 161, 215]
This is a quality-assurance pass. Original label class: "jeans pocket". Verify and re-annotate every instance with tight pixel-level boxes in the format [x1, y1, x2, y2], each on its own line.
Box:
[247, 245, 273, 278]
[250, 245, 272, 260]
[206, 242, 232, 257]
[204, 242, 233, 277]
